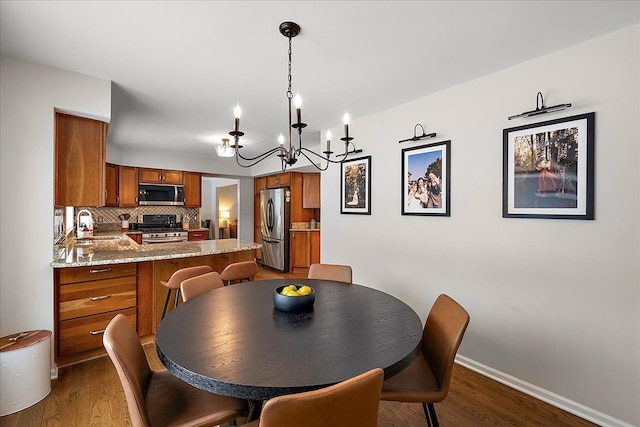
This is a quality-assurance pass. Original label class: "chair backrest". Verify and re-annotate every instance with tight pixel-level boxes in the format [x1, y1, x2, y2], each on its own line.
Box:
[220, 260, 258, 284]
[307, 263, 352, 283]
[162, 265, 213, 290]
[422, 294, 470, 397]
[103, 314, 153, 427]
[180, 271, 224, 302]
[258, 368, 384, 427]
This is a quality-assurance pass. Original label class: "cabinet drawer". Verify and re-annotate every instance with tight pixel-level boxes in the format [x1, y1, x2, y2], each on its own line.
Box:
[59, 308, 136, 356]
[188, 231, 207, 241]
[59, 276, 137, 321]
[58, 263, 137, 284]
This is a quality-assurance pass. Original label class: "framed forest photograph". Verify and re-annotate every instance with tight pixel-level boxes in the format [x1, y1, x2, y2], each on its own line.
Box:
[502, 112, 594, 219]
[402, 140, 451, 216]
[340, 155, 371, 215]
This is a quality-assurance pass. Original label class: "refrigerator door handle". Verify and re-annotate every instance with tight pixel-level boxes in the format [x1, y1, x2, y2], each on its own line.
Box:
[267, 198, 274, 232]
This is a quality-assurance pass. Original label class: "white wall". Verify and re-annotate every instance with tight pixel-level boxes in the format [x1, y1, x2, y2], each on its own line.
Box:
[322, 26, 639, 426]
[0, 56, 111, 336]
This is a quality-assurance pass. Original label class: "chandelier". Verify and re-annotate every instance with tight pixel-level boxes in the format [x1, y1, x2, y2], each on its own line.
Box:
[224, 21, 361, 171]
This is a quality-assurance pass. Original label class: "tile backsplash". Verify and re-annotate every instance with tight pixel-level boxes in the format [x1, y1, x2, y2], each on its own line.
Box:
[74, 206, 200, 226]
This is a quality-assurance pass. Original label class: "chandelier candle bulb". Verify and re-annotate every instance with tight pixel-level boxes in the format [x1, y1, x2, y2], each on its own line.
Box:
[278, 134, 285, 146]
[343, 112, 350, 139]
[294, 93, 302, 125]
[326, 129, 332, 154]
[234, 104, 241, 132]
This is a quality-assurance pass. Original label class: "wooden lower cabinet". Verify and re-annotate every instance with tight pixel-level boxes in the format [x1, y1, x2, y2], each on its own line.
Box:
[54, 263, 138, 364]
[58, 308, 136, 357]
[126, 233, 142, 244]
[188, 230, 207, 241]
[290, 231, 320, 273]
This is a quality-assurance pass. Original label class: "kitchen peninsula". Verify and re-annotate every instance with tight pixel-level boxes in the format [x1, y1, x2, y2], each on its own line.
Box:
[52, 233, 260, 365]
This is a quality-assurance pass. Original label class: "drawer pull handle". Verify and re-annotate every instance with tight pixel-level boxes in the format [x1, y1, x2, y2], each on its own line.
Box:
[89, 294, 112, 301]
[89, 329, 105, 335]
[89, 268, 112, 274]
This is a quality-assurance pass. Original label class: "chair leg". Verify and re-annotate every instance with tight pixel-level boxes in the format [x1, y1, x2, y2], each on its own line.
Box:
[429, 403, 440, 427]
[174, 288, 181, 307]
[421, 403, 432, 427]
[161, 289, 172, 319]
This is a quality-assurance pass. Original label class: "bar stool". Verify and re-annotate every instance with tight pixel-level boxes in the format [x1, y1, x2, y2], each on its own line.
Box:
[220, 260, 258, 286]
[160, 265, 213, 319]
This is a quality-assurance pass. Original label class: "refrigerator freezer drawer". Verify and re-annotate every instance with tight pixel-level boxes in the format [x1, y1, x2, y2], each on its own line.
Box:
[261, 238, 285, 272]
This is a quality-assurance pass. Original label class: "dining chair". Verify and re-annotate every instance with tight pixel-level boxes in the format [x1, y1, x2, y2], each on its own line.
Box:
[307, 263, 352, 283]
[160, 265, 213, 319]
[242, 368, 384, 427]
[180, 271, 224, 302]
[380, 294, 470, 427]
[103, 314, 248, 427]
[220, 260, 259, 286]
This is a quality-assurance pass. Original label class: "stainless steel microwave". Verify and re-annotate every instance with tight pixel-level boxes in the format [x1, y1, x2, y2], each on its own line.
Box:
[138, 184, 184, 206]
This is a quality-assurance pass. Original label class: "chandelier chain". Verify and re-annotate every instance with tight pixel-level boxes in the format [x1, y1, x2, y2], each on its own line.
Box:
[287, 36, 293, 99]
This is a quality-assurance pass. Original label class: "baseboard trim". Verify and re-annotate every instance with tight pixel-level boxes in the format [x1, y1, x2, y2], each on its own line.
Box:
[50, 363, 58, 380]
[455, 355, 634, 427]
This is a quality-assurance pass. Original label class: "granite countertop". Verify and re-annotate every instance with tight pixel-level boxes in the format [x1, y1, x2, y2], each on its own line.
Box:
[52, 232, 261, 268]
[289, 228, 320, 232]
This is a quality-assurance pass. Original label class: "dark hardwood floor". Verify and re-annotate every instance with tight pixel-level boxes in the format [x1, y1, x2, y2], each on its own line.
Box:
[1, 267, 596, 426]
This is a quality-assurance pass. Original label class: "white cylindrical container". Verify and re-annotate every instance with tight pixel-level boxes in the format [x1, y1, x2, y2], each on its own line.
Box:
[0, 330, 52, 416]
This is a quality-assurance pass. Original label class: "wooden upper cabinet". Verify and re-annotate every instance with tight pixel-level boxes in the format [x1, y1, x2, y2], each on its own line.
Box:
[105, 163, 119, 206]
[183, 172, 202, 207]
[139, 168, 183, 184]
[267, 173, 291, 188]
[254, 176, 267, 196]
[302, 173, 320, 209]
[55, 113, 107, 206]
[119, 166, 139, 207]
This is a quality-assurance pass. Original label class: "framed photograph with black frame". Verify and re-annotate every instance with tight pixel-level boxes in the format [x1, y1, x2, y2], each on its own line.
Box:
[503, 112, 594, 220]
[340, 155, 371, 215]
[402, 140, 451, 216]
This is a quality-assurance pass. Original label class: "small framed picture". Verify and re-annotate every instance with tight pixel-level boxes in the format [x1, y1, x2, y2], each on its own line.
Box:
[341, 155, 371, 215]
[402, 141, 451, 216]
[502, 112, 594, 219]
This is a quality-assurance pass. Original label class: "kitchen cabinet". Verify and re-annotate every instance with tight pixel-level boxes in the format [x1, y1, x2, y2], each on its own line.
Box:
[289, 173, 314, 223]
[267, 172, 291, 188]
[139, 168, 183, 184]
[290, 230, 320, 273]
[54, 112, 107, 206]
[54, 263, 137, 363]
[183, 172, 202, 207]
[188, 230, 207, 241]
[105, 163, 119, 206]
[253, 176, 268, 260]
[126, 233, 142, 244]
[303, 173, 320, 209]
[119, 166, 139, 207]
[106, 164, 138, 207]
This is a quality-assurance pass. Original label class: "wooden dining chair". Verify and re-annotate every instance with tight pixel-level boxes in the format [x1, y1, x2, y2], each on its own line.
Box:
[307, 263, 352, 284]
[220, 260, 259, 286]
[180, 271, 224, 302]
[380, 294, 470, 427]
[242, 368, 384, 427]
[103, 314, 248, 427]
[160, 265, 213, 319]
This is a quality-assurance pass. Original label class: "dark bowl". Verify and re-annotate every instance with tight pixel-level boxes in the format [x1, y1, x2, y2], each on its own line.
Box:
[273, 285, 315, 312]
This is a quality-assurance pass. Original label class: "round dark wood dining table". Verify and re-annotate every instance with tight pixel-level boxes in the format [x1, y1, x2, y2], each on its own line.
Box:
[156, 278, 423, 402]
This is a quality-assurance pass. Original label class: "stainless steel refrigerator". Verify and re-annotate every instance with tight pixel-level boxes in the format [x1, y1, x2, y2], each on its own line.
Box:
[260, 188, 290, 272]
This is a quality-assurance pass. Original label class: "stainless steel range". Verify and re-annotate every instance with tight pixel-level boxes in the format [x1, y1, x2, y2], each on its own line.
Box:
[139, 214, 188, 244]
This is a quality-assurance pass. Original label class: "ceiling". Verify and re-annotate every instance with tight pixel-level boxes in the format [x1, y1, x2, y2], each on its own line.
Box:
[1, 1, 638, 160]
